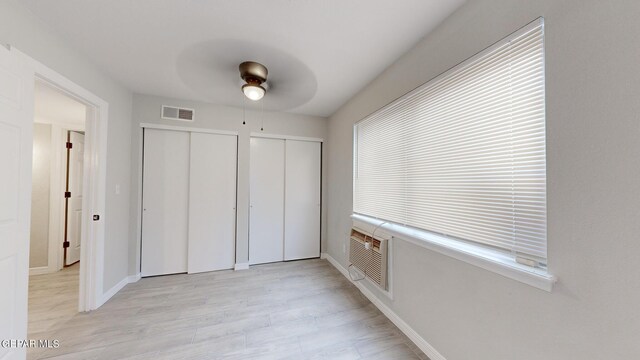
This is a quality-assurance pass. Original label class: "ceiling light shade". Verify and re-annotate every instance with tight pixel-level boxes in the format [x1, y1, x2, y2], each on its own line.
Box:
[239, 61, 268, 101]
[242, 83, 266, 101]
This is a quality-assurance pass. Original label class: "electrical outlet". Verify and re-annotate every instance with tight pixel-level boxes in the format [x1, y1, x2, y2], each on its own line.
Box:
[343, 243, 346, 254]
[115, 184, 121, 195]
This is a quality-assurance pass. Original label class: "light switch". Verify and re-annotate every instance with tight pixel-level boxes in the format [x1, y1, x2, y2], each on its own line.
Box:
[115, 184, 120, 195]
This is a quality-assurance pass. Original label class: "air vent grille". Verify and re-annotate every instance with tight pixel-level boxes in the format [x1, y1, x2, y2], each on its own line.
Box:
[161, 105, 194, 121]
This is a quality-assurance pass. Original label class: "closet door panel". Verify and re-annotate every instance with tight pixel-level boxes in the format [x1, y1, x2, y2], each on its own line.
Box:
[188, 133, 237, 274]
[284, 140, 321, 260]
[141, 129, 189, 277]
[249, 138, 285, 265]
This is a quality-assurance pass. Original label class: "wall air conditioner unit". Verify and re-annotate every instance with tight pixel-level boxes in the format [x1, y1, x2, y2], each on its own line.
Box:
[161, 105, 195, 121]
[349, 227, 388, 290]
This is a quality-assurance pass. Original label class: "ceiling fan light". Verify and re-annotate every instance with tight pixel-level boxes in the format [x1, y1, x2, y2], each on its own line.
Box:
[242, 83, 265, 101]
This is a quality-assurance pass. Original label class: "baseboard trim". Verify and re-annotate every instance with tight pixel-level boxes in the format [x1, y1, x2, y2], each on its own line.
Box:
[234, 263, 249, 271]
[98, 273, 141, 308]
[320, 252, 328, 259]
[29, 266, 51, 276]
[324, 253, 446, 360]
[98, 277, 128, 307]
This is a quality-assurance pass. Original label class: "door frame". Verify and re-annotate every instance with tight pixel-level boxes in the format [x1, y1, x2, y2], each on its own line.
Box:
[27, 50, 108, 312]
[249, 132, 324, 143]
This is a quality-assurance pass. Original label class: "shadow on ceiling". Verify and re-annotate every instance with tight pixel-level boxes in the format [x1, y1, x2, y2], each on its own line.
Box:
[176, 39, 318, 113]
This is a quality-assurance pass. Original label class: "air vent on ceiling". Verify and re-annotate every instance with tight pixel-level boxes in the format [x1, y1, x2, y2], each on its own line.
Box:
[161, 105, 195, 121]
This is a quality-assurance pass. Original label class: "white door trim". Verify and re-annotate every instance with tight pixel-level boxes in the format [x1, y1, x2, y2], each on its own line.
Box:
[134, 128, 144, 276]
[27, 52, 108, 312]
[250, 132, 324, 143]
[140, 122, 238, 136]
[0, 46, 34, 360]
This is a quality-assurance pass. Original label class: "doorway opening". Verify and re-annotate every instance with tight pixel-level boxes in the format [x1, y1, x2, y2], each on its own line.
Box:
[27, 79, 88, 338]
[0, 46, 109, 359]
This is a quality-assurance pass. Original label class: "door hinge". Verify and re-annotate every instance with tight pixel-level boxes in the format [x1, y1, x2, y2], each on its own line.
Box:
[63, 241, 70, 248]
[66, 141, 73, 149]
[64, 191, 71, 198]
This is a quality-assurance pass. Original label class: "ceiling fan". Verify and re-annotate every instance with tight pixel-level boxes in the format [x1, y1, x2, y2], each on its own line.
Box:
[239, 61, 268, 101]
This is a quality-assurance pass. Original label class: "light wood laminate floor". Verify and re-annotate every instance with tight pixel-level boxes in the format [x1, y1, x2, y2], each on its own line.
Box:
[28, 263, 80, 336]
[28, 259, 428, 359]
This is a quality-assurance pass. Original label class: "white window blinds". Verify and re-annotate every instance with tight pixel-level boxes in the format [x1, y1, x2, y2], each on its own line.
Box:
[354, 19, 546, 261]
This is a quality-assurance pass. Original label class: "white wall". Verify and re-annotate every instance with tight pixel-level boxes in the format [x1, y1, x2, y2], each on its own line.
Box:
[129, 94, 328, 273]
[327, 0, 640, 359]
[30, 123, 51, 268]
[0, 0, 133, 293]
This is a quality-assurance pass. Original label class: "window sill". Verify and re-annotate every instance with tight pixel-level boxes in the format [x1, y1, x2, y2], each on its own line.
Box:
[351, 214, 556, 292]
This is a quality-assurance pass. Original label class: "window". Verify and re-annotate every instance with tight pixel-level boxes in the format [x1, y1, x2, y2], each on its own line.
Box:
[354, 19, 546, 265]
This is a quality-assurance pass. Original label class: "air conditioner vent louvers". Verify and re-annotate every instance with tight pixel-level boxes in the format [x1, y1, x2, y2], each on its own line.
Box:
[161, 105, 194, 121]
[349, 228, 388, 290]
[178, 108, 193, 120]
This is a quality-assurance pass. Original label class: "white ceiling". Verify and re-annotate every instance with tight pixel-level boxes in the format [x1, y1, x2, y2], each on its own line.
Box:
[24, 0, 465, 117]
[34, 80, 86, 127]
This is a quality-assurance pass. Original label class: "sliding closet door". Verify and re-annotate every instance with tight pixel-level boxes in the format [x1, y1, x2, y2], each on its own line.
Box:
[141, 129, 189, 277]
[249, 137, 285, 265]
[188, 133, 237, 274]
[284, 140, 321, 260]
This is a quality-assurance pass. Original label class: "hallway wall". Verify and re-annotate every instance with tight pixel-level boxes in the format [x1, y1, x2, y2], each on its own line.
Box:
[30, 123, 52, 269]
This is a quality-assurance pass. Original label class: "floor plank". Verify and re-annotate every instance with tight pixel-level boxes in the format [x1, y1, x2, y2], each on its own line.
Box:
[27, 259, 428, 359]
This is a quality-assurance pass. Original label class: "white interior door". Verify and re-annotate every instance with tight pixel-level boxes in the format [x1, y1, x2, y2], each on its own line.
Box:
[0, 46, 34, 360]
[141, 128, 189, 276]
[249, 137, 285, 265]
[65, 131, 84, 265]
[188, 133, 237, 274]
[284, 140, 321, 260]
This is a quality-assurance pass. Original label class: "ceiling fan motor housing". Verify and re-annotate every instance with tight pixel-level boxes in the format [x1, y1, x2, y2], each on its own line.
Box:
[239, 61, 268, 84]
